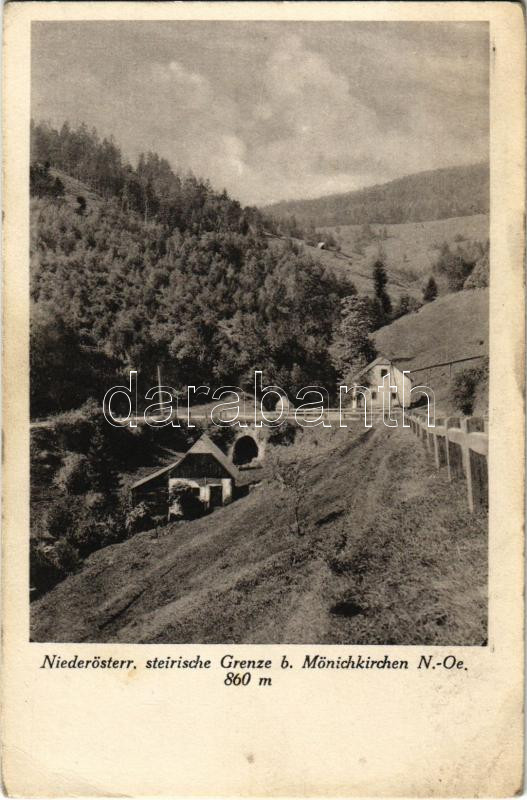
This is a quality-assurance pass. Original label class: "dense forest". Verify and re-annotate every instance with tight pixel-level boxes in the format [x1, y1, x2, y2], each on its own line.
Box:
[265, 163, 489, 229]
[30, 121, 360, 417]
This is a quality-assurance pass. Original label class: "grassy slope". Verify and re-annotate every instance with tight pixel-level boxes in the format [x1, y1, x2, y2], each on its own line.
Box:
[52, 168, 101, 206]
[269, 214, 488, 300]
[32, 424, 487, 645]
[374, 287, 488, 367]
[267, 235, 416, 299]
[373, 287, 488, 410]
[321, 213, 488, 282]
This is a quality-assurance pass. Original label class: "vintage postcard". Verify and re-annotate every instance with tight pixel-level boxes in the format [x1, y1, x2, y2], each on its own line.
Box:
[2, 1, 525, 797]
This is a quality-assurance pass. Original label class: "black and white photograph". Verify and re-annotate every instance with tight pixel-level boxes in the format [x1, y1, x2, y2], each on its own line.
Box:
[3, 3, 526, 797]
[29, 20, 490, 645]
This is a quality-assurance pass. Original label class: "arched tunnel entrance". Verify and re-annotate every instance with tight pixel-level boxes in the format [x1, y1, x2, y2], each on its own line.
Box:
[232, 435, 259, 466]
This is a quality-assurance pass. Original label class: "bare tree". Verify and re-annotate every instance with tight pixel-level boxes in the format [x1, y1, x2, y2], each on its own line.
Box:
[269, 453, 312, 539]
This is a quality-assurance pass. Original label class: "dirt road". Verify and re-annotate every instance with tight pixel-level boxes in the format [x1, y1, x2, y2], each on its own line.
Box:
[31, 424, 487, 644]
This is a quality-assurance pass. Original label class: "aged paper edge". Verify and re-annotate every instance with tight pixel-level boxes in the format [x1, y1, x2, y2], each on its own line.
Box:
[2, 2, 525, 797]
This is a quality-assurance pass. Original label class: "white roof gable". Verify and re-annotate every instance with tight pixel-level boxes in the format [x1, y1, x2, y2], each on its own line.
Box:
[353, 355, 413, 383]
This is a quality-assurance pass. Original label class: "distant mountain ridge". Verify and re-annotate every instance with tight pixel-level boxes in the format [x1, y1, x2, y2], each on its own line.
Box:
[264, 163, 489, 228]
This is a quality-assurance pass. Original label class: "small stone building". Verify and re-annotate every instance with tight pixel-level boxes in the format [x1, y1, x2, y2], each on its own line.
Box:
[131, 433, 239, 519]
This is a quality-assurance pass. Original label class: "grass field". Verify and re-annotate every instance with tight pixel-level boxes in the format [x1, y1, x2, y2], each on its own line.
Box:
[268, 235, 415, 299]
[373, 287, 488, 411]
[270, 214, 488, 300]
[32, 423, 487, 645]
[320, 213, 488, 278]
[374, 287, 488, 365]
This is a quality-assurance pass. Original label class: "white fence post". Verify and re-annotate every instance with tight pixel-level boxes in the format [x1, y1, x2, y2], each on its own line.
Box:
[459, 417, 474, 512]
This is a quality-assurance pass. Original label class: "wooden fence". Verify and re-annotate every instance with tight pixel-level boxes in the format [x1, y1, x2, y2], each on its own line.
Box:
[407, 411, 488, 513]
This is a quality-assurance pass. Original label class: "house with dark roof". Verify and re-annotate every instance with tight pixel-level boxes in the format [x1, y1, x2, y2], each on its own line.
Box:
[131, 433, 240, 519]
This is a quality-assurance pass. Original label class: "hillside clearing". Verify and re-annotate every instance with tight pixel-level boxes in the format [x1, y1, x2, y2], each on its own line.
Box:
[320, 214, 488, 282]
[373, 288, 488, 411]
[266, 234, 417, 299]
[32, 424, 487, 645]
[268, 215, 488, 299]
[374, 287, 488, 366]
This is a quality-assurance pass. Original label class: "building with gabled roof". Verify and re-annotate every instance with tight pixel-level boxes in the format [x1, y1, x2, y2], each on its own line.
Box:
[131, 433, 240, 519]
[351, 354, 414, 409]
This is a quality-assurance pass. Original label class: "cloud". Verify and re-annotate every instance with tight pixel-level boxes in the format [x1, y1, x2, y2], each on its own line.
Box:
[228, 30, 488, 203]
[31, 21, 489, 206]
[234, 35, 394, 201]
[220, 134, 247, 178]
[141, 60, 214, 113]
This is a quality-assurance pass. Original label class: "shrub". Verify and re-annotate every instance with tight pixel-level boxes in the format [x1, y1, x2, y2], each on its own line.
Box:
[96, 515, 123, 548]
[422, 276, 438, 303]
[125, 502, 154, 535]
[464, 252, 489, 289]
[268, 420, 297, 447]
[72, 514, 121, 555]
[169, 482, 205, 520]
[68, 518, 99, 556]
[53, 452, 91, 493]
[30, 540, 63, 596]
[52, 404, 98, 452]
[44, 496, 78, 540]
[393, 294, 422, 320]
[450, 362, 488, 415]
[52, 538, 82, 574]
[30, 536, 82, 597]
[41, 489, 122, 558]
[434, 240, 482, 293]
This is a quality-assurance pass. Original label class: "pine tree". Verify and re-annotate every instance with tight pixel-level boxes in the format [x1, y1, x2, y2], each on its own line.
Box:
[372, 259, 392, 326]
[423, 276, 438, 303]
[329, 296, 376, 383]
[86, 423, 118, 500]
[373, 259, 387, 296]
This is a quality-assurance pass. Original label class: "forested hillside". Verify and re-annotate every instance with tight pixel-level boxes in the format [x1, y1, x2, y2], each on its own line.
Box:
[265, 163, 489, 229]
[30, 121, 488, 422]
[29, 120, 490, 608]
[30, 121, 355, 416]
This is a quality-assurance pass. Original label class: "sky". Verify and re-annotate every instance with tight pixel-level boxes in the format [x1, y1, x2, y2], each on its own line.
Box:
[32, 21, 489, 206]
